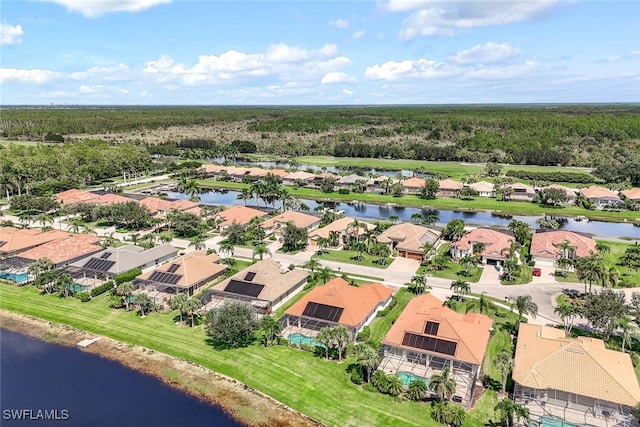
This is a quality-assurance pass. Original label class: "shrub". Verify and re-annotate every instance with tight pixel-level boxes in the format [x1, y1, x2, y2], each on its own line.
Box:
[363, 383, 377, 393]
[75, 292, 91, 302]
[338, 188, 350, 194]
[90, 280, 115, 297]
[357, 326, 371, 342]
[350, 368, 364, 385]
[114, 268, 142, 285]
[371, 370, 389, 393]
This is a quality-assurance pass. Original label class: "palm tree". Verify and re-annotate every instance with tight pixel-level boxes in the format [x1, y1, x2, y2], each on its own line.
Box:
[252, 244, 270, 261]
[619, 315, 637, 353]
[494, 398, 529, 427]
[352, 241, 367, 261]
[465, 292, 494, 314]
[386, 375, 404, 397]
[133, 293, 155, 317]
[450, 280, 470, 300]
[510, 295, 538, 330]
[332, 325, 350, 362]
[388, 215, 399, 225]
[28, 257, 54, 280]
[603, 267, 619, 288]
[406, 379, 428, 401]
[421, 241, 435, 262]
[218, 240, 235, 258]
[410, 272, 428, 295]
[258, 315, 282, 346]
[377, 244, 391, 265]
[316, 327, 333, 359]
[183, 179, 201, 201]
[354, 343, 379, 383]
[189, 234, 207, 251]
[237, 188, 253, 206]
[459, 255, 478, 277]
[184, 297, 202, 327]
[430, 367, 457, 402]
[316, 237, 329, 254]
[411, 213, 424, 224]
[575, 253, 606, 293]
[348, 218, 363, 242]
[558, 240, 575, 260]
[36, 213, 53, 229]
[303, 258, 321, 274]
[56, 274, 74, 298]
[596, 242, 611, 254]
[170, 293, 189, 324]
[494, 351, 513, 394]
[317, 267, 332, 284]
[554, 303, 581, 334]
[115, 281, 134, 311]
[68, 217, 83, 234]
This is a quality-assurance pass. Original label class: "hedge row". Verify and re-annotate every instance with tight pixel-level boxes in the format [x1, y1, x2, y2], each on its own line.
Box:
[114, 268, 142, 285]
[505, 170, 596, 184]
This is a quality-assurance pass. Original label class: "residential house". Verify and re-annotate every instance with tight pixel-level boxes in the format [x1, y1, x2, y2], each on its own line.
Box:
[336, 174, 372, 191]
[201, 259, 308, 314]
[281, 277, 393, 341]
[621, 188, 640, 203]
[376, 223, 442, 260]
[379, 294, 493, 404]
[308, 217, 374, 247]
[402, 177, 426, 195]
[260, 211, 320, 237]
[0, 227, 70, 259]
[215, 205, 268, 232]
[580, 186, 623, 208]
[450, 227, 514, 265]
[530, 230, 596, 266]
[437, 179, 463, 198]
[505, 183, 536, 202]
[55, 189, 101, 206]
[282, 171, 316, 186]
[513, 323, 640, 427]
[13, 233, 103, 269]
[468, 181, 496, 198]
[540, 185, 578, 205]
[139, 197, 201, 218]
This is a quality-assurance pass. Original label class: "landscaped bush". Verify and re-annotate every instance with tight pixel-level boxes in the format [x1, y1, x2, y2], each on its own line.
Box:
[75, 292, 91, 302]
[114, 268, 142, 285]
[376, 296, 398, 317]
[90, 280, 114, 297]
[363, 383, 377, 393]
[357, 326, 371, 342]
[350, 368, 364, 385]
[338, 189, 350, 194]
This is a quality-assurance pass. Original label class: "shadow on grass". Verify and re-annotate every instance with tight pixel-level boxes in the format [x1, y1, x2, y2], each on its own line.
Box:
[205, 336, 256, 350]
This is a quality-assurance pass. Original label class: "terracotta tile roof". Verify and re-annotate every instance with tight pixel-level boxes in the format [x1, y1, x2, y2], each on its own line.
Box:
[469, 181, 495, 192]
[283, 171, 317, 181]
[212, 259, 308, 302]
[56, 189, 100, 205]
[93, 193, 135, 205]
[439, 179, 463, 190]
[530, 230, 596, 260]
[382, 294, 493, 365]
[18, 234, 102, 265]
[203, 164, 228, 174]
[377, 223, 441, 253]
[217, 205, 268, 227]
[285, 278, 393, 328]
[621, 188, 640, 201]
[308, 217, 375, 240]
[246, 167, 269, 177]
[266, 169, 289, 177]
[316, 172, 337, 180]
[170, 199, 200, 214]
[402, 177, 426, 188]
[513, 323, 640, 406]
[452, 227, 514, 259]
[542, 184, 578, 198]
[580, 186, 620, 200]
[0, 228, 70, 254]
[137, 251, 226, 288]
[507, 183, 535, 194]
[338, 174, 371, 185]
[139, 197, 175, 214]
[260, 211, 320, 230]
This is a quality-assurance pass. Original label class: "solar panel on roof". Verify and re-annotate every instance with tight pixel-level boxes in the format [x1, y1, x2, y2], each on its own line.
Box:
[402, 332, 457, 356]
[149, 271, 181, 285]
[244, 271, 256, 281]
[424, 321, 440, 336]
[83, 258, 116, 272]
[167, 263, 180, 273]
[100, 252, 112, 259]
[224, 279, 264, 297]
[302, 302, 343, 323]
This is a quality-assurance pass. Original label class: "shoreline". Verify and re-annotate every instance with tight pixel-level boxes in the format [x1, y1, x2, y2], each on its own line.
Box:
[0, 310, 322, 427]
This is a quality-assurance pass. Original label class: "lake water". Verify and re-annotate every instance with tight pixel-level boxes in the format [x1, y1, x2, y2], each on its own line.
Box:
[168, 190, 640, 240]
[0, 329, 242, 427]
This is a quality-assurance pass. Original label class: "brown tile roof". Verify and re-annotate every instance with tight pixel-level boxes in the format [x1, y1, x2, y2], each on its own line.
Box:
[621, 188, 640, 201]
[580, 186, 620, 200]
[246, 167, 269, 177]
[18, 234, 102, 265]
[56, 189, 100, 205]
[284, 171, 317, 181]
[286, 278, 393, 328]
[439, 179, 463, 190]
[377, 223, 441, 253]
[513, 323, 640, 406]
[507, 183, 535, 193]
[452, 228, 514, 259]
[469, 181, 495, 192]
[212, 259, 308, 302]
[137, 251, 226, 288]
[260, 211, 320, 230]
[542, 184, 578, 198]
[139, 197, 175, 214]
[203, 164, 228, 174]
[530, 230, 596, 260]
[217, 205, 268, 227]
[266, 169, 289, 177]
[308, 217, 374, 240]
[94, 193, 135, 205]
[402, 177, 425, 188]
[382, 294, 493, 365]
[0, 228, 70, 254]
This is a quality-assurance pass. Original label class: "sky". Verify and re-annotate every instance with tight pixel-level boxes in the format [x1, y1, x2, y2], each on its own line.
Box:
[1, 0, 639, 105]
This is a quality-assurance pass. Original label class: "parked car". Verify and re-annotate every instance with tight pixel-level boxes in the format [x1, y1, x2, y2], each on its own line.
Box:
[533, 267, 542, 277]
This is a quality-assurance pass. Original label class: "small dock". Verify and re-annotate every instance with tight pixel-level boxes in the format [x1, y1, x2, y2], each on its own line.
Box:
[76, 337, 102, 348]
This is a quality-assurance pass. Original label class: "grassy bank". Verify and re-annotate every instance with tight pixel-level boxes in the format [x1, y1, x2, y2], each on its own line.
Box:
[0, 284, 493, 427]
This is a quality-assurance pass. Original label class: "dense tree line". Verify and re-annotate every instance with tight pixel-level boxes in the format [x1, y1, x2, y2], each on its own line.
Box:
[505, 170, 598, 184]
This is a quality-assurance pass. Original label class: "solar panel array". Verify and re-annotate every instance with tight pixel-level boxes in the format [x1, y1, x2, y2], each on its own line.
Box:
[149, 270, 181, 285]
[244, 271, 256, 281]
[167, 263, 180, 273]
[402, 332, 457, 356]
[224, 279, 265, 298]
[100, 252, 112, 259]
[424, 321, 440, 336]
[83, 258, 116, 272]
[302, 302, 344, 323]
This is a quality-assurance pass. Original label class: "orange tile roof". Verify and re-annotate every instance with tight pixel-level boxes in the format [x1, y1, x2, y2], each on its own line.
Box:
[203, 164, 228, 174]
[580, 186, 620, 200]
[56, 189, 100, 205]
[217, 205, 268, 227]
[513, 323, 640, 406]
[530, 230, 596, 260]
[402, 177, 425, 188]
[18, 234, 102, 264]
[621, 188, 640, 201]
[0, 228, 70, 254]
[377, 223, 441, 252]
[382, 294, 492, 365]
[284, 171, 317, 181]
[266, 169, 289, 177]
[260, 211, 320, 230]
[285, 278, 393, 328]
[246, 167, 269, 177]
[451, 228, 514, 259]
[139, 197, 175, 213]
[308, 217, 375, 240]
[439, 179, 463, 190]
[137, 251, 226, 288]
[94, 193, 134, 205]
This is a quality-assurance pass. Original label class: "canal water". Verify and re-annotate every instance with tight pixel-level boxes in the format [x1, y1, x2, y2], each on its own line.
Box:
[0, 329, 242, 427]
[167, 189, 640, 240]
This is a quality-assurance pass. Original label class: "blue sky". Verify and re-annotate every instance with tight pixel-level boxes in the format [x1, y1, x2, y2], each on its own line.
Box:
[1, 0, 639, 105]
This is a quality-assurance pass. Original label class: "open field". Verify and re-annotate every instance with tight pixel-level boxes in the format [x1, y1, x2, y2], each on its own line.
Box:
[0, 283, 496, 427]
[314, 249, 393, 269]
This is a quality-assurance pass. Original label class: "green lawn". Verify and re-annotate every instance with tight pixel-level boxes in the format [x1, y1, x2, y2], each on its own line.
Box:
[0, 284, 495, 426]
[315, 249, 393, 269]
[597, 240, 640, 286]
[501, 266, 533, 286]
[417, 244, 483, 283]
[368, 288, 414, 345]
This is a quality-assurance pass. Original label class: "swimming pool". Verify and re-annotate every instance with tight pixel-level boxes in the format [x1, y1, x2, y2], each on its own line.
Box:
[397, 371, 429, 386]
[532, 417, 589, 427]
[288, 333, 325, 348]
[0, 271, 29, 283]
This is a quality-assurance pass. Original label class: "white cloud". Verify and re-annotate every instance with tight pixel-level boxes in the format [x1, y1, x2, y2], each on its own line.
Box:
[329, 18, 350, 29]
[0, 68, 58, 84]
[0, 24, 24, 45]
[321, 72, 356, 84]
[386, 1, 565, 40]
[351, 30, 366, 41]
[462, 61, 540, 80]
[365, 59, 454, 80]
[451, 42, 521, 64]
[42, 0, 171, 17]
[70, 64, 131, 80]
[340, 88, 354, 96]
[599, 50, 640, 62]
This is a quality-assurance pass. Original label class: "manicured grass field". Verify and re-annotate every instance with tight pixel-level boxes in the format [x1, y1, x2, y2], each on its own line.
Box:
[597, 240, 640, 286]
[417, 244, 483, 283]
[368, 288, 414, 345]
[315, 249, 393, 269]
[0, 284, 496, 426]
